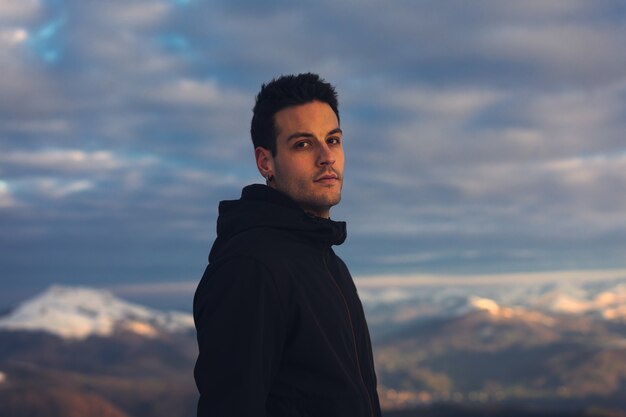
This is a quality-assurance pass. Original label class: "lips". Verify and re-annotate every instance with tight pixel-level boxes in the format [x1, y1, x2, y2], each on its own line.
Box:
[314, 172, 340, 182]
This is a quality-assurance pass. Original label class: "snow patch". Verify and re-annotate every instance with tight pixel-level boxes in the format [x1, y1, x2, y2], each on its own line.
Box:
[0, 285, 194, 340]
[470, 297, 501, 315]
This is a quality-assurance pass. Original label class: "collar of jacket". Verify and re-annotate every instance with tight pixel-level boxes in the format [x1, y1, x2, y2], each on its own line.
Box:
[212, 184, 347, 256]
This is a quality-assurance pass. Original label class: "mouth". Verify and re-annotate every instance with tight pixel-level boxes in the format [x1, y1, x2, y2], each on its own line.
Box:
[314, 173, 340, 184]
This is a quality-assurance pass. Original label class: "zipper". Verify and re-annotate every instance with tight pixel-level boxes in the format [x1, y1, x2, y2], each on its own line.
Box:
[323, 249, 375, 417]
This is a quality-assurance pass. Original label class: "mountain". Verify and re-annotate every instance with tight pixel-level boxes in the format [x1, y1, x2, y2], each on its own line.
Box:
[359, 276, 626, 341]
[365, 277, 626, 412]
[0, 286, 198, 417]
[2, 278, 626, 416]
[0, 387, 131, 417]
[0, 285, 194, 340]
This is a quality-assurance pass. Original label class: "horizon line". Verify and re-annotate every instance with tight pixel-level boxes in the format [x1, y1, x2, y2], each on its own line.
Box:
[104, 267, 626, 296]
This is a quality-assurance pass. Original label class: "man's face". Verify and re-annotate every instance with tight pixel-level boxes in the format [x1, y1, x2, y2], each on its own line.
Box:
[256, 100, 344, 218]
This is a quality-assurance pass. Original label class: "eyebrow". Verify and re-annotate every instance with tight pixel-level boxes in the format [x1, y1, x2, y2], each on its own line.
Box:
[286, 128, 343, 142]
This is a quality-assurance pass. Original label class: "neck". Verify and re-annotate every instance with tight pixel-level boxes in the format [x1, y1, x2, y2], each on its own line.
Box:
[303, 207, 331, 219]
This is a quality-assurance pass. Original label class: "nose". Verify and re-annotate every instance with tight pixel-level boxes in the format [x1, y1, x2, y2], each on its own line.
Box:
[317, 142, 335, 166]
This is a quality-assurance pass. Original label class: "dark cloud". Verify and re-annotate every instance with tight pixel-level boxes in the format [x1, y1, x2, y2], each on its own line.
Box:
[1, 0, 626, 308]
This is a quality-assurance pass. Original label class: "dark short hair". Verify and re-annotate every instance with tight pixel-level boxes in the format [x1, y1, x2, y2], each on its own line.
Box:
[251, 73, 339, 155]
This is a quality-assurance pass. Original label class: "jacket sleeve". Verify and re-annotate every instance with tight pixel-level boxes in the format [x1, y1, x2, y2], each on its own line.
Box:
[193, 257, 287, 417]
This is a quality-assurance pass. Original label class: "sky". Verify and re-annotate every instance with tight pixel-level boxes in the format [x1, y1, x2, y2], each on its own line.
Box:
[1, 0, 626, 310]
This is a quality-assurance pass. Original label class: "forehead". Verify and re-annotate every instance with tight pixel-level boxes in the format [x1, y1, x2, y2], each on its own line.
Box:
[274, 101, 339, 137]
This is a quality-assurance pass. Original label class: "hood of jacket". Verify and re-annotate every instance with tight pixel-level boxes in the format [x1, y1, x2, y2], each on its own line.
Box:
[209, 184, 347, 262]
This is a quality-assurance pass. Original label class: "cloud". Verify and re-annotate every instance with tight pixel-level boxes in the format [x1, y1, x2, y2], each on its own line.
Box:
[0, 27, 28, 45]
[0, 0, 41, 21]
[148, 78, 238, 107]
[387, 86, 505, 119]
[28, 178, 94, 199]
[1, 0, 626, 306]
[479, 23, 626, 84]
[0, 149, 128, 172]
[0, 180, 18, 208]
[355, 268, 626, 288]
[109, 280, 197, 297]
[88, 1, 171, 27]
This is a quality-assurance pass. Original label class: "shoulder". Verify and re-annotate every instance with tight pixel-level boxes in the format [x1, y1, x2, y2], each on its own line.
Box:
[200, 227, 315, 301]
[213, 226, 310, 268]
[199, 255, 275, 296]
[194, 255, 290, 317]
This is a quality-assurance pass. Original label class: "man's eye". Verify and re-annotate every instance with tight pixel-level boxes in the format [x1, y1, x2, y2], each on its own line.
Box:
[295, 141, 310, 149]
[328, 137, 341, 145]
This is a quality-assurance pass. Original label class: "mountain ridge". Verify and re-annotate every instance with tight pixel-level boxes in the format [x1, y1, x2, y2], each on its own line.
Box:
[2, 278, 626, 415]
[360, 276, 626, 339]
[0, 285, 194, 340]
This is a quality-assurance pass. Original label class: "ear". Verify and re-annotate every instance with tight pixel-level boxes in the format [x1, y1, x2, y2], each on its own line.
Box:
[255, 147, 274, 180]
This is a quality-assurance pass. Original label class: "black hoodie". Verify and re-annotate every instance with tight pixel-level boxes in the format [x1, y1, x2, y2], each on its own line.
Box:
[194, 184, 381, 417]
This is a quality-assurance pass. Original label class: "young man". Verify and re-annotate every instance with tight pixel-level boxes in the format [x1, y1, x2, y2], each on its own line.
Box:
[194, 73, 381, 417]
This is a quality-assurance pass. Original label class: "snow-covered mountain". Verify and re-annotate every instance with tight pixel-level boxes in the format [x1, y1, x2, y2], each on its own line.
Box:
[0, 286, 194, 340]
[3, 276, 626, 341]
[357, 275, 626, 330]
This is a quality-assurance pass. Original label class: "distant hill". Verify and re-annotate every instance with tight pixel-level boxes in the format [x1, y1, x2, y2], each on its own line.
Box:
[359, 276, 626, 341]
[0, 387, 130, 417]
[364, 277, 626, 412]
[0, 285, 194, 339]
[0, 286, 198, 417]
[0, 328, 198, 417]
[383, 404, 626, 417]
[2, 279, 626, 416]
